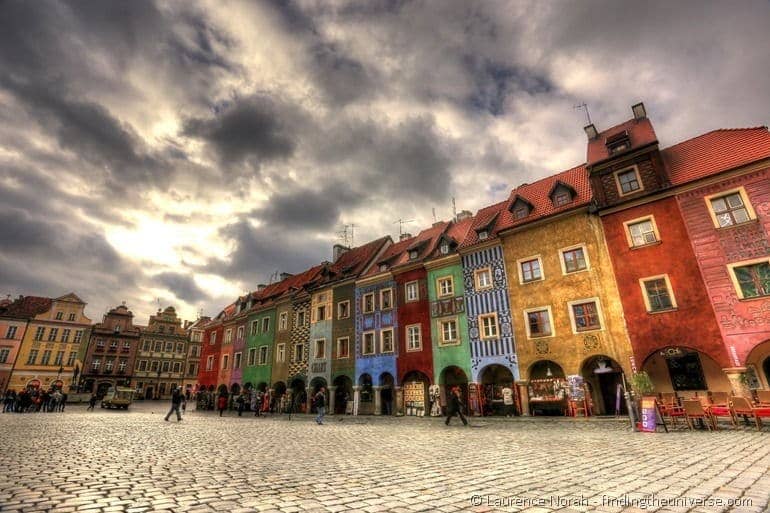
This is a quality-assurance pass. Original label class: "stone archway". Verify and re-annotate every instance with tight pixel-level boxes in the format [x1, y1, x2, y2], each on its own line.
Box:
[479, 364, 515, 416]
[378, 372, 395, 415]
[580, 355, 626, 416]
[746, 339, 770, 389]
[642, 346, 732, 394]
[402, 370, 431, 417]
[526, 360, 567, 416]
[290, 377, 306, 413]
[332, 375, 352, 414]
[357, 373, 374, 414]
[439, 366, 469, 415]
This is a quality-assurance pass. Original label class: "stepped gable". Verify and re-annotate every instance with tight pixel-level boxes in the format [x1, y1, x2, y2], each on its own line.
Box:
[458, 200, 507, 248]
[0, 295, 52, 319]
[587, 117, 658, 166]
[494, 164, 591, 234]
[662, 127, 770, 186]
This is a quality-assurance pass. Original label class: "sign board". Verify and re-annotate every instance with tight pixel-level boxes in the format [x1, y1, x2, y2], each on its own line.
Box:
[403, 381, 425, 415]
[566, 375, 585, 401]
[640, 396, 667, 432]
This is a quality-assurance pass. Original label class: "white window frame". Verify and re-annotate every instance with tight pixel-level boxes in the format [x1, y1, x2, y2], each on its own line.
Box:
[336, 337, 350, 359]
[405, 281, 419, 302]
[517, 255, 544, 284]
[250, 321, 258, 336]
[623, 215, 660, 248]
[293, 343, 304, 362]
[206, 356, 214, 371]
[478, 312, 500, 340]
[315, 304, 327, 322]
[233, 352, 242, 369]
[438, 317, 459, 346]
[614, 165, 644, 197]
[436, 276, 454, 298]
[258, 346, 269, 365]
[247, 347, 257, 366]
[705, 186, 757, 229]
[362, 293, 375, 313]
[279, 312, 288, 331]
[261, 317, 270, 333]
[337, 300, 351, 319]
[380, 288, 394, 310]
[221, 354, 229, 369]
[236, 326, 244, 340]
[727, 257, 770, 300]
[406, 324, 422, 352]
[473, 267, 493, 291]
[314, 338, 326, 359]
[5, 325, 18, 339]
[297, 310, 306, 327]
[559, 244, 591, 275]
[639, 274, 678, 313]
[209, 332, 216, 345]
[362, 331, 376, 355]
[276, 343, 286, 363]
[380, 328, 395, 353]
[566, 298, 605, 334]
[225, 329, 233, 344]
[523, 306, 554, 339]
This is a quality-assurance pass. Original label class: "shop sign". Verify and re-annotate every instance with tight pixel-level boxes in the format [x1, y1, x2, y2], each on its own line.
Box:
[640, 396, 657, 432]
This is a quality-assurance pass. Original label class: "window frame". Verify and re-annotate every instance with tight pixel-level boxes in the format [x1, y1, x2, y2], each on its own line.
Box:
[473, 267, 493, 291]
[623, 215, 661, 248]
[296, 309, 306, 327]
[279, 312, 289, 331]
[258, 346, 269, 365]
[559, 244, 590, 275]
[336, 337, 350, 359]
[727, 257, 770, 300]
[380, 288, 394, 310]
[517, 255, 544, 284]
[614, 165, 644, 197]
[523, 306, 554, 339]
[437, 317, 460, 346]
[250, 321, 258, 336]
[639, 274, 678, 312]
[362, 331, 376, 355]
[206, 356, 214, 371]
[261, 317, 270, 333]
[233, 352, 242, 369]
[406, 324, 422, 352]
[276, 343, 286, 363]
[405, 281, 419, 302]
[362, 292, 375, 313]
[247, 347, 257, 366]
[221, 354, 229, 369]
[436, 276, 454, 298]
[337, 300, 351, 319]
[704, 187, 757, 229]
[380, 328, 395, 353]
[293, 343, 304, 362]
[478, 312, 500, 340]
[314, 338, 326, 359]
[566, 298, 605, 334]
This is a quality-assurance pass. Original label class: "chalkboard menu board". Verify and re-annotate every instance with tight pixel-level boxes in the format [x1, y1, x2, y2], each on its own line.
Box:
[566, 375, 585, 401]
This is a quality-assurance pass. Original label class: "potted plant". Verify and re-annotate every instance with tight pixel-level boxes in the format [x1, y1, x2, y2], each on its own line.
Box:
[629, 371, 654, 430]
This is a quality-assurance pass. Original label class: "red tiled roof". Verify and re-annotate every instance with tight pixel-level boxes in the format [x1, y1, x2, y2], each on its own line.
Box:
[445, 217, 474, 243]
[391, 223, 448, 269]
[494, 164, 591, 234]
[0, 296, 52, 319]
[587, 117, 658, 166]
[328, 236, 390, 279]
[662, 127, 770, 186]
[458, 200, 507, 248]
[361, 237, 415, 278]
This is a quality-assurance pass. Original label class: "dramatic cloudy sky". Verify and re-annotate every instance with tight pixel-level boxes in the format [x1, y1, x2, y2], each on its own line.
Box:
[2, 0, 769, 324]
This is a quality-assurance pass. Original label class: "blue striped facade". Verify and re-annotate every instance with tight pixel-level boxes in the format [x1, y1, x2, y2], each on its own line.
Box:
[462, 245, 519, 383]
[354, 280, 398, 385]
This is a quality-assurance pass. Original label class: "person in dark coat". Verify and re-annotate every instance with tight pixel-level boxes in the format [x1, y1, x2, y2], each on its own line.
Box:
[445, 387, 468, 426]
[164, 386, 184, 422]
[217, 391, 228, 417]
[87, 393, 98, 411]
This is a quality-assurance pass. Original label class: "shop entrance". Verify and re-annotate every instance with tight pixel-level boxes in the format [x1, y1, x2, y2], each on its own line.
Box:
[358, 374, 374, 414]
[96, 381, 113, 398]
[401, 370, 430, 416]
[527, 360, 567, 416]
[308, 377, 327, 413]
[333, 375, 352, 414]
[440, 366, 469, 415]
[580, 355, 626, 416]
[272, 381, 287, 412]
[290, 378, 306, 413]
[144, 386, 154, 400]
[479, 365, 515, 416]
[643, 347, 732, 393]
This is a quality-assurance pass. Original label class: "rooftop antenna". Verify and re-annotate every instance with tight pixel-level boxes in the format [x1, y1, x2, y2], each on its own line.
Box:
[574, 102, 592, 126]
[432, 208, 437, 223]
[451, 197, 457, 222]
[336, 223, 355, 247]
[198, 308, 204, 319]
[393, 218, 414, 237]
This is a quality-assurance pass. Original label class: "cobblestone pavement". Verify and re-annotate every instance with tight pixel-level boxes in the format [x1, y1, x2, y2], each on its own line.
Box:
[1, 402, 769, 513]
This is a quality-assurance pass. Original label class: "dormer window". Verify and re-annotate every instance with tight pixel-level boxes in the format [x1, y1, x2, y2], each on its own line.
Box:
[509, 197, 533, 220]
[379, 264, 388, 272]
[606, 131, 631, 155]
[409, 250, 418, 260]
[514, 207, 528, 219]
[440, 243, 449, 254]
[550, 182, 576, 208]
[478, 230, 488, 240]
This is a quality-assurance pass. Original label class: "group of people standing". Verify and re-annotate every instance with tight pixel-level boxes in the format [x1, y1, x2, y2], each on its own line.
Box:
[233, 388, 271, 417]
[3, 388, 67, 413]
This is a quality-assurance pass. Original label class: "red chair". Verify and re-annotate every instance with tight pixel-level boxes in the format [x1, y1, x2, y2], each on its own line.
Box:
[682, 400, 713, 431]
[732, 397, 770, 431]
[708, 404, 735, 430]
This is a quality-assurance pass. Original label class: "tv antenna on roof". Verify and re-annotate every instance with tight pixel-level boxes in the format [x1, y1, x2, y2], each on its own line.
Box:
[337, 224, 355, 247]
[393, 218, 414, 237]
[574, 102, 592, 126]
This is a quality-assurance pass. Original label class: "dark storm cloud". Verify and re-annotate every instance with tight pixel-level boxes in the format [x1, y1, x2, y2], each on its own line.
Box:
[155, 272, 209, 303]
[182, 96, 296, 166]
[252, 182, 363, 231]
[463, 57, 552, 116]
[309, 42, 378, 106]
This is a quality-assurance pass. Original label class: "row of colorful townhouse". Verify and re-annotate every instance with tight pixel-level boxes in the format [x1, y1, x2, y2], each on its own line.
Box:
[196, 103, 770, 416]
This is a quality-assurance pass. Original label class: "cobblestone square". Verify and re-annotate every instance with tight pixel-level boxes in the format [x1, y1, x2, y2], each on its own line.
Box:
[1, 403, 768, 513]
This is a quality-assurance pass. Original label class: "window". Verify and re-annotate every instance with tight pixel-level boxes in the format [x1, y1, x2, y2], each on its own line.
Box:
[615, 167, 642, 195]
[41, 350, 51, 365]
[381, 329, 394, 353]
[34, 327, 45, 341]
[279, 312, 288, 331]
[210, 333, 217, 345]
[90, 357, 99, 370]
[165, 341, 173, 352]
[153, 341, 162, 352]
[162, 361, 170, 372]
[59, 329, 70, 343]
[237, 326, 244, 340]
[117, 360, 126, 372]
[68, 313, 76, 321]
[437, 276, 454, 298]
[206, 356, 214, 371]
[569, 300, 602, 332]
[362, 332, 375, 355]
[250, 321, 258, 336]
[67, 352, 77, 366]
[439, 319, 458, 345]
[473, 268, 493, 290]
[261, 317, 270, 333]
[729, 260, 770, 300]
[519, 257, 543, 283]
[708, 189, 754, 228]
[173, 361, 182, 373]
[139, 360, 147, 371]
[258, 346, 268, 365]
[314, 339, 326, 359]
[336, 337, 349, 358]
[276, 343, 285, 362]
[625, 217, 659, 247]
[0, 348, 10, 363]
[405, 281, 419, 302]
[188, 363, 197, 376]
[561, 246, 588, 274]
[233, 352, 242, 369]
[525, 308, 552, 338]
[406, 324, 422, 351]
[222, 354, 229, 369]
[247, 348, 257, 366]
[6, 326, 17, 339]
[96, 339, 106, 349]
[225, 329, 232, 344]
[297, 310, 306, 326]
[294, 343, 304, 362]
[190, 346, 198, 357]
[514, 207, 528, 219]
[73, 330, 83, 344]
[554, 192, 571, 207]
[123, 341, 131, 352]
[337, 301, 350, 319]
[105, 359, 114, 372]
[640, 275, 677, 312]
[440, 242, 449, 254]
[55, 312, 63, 320]
[409, 250, 418, 260]
[110, 340, 119, 351]
[54, 351, 64, 365]
[379, 263, 388, 272]
[479, 313, 499, 339]
[142, 340, 150, 351]
[315, 305, 327, 321]
[150, 360, 159, 372]
[478, 230, 489, 241]
[363, 293, 375, 313]
[48, 328, 59, 341]
[380, 289, 393, 310]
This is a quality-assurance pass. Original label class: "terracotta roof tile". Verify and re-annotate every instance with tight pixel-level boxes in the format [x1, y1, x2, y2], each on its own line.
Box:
[0, 296, 52, 319]
[361, 237, 415, 278]
[662, 127, 770, 186]
[587, 117, 658, 166]
[458, 200, 508, 248]
[391, 223, 448, 269]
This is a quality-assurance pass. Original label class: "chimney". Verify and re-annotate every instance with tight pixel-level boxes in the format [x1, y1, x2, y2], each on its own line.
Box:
[584, 124, 598, 140]
[455, 210, 473, 221]
[257, 284, 267, 292]
[280, 272, 293, 281]
[399, 233, 412, 241]
[333, 244, 349, 262]
[632, 102, 646, 120]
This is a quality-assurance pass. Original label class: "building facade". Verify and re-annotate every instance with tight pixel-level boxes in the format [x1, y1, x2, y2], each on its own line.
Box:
[0, 296, 52, 393]
[132, 306, 189, 399]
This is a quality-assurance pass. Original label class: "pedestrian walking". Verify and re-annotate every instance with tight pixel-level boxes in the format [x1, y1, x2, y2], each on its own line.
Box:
[445, 387, 468, 426]
[314, 387, 326, 425]
[217, 391, 228, 417]
[236, 391, 246, 417]
[164, 385, 184, 422]
[59, 392, 68, 412]
[253, 390, 262, 417]
[87, 393, 97, 411]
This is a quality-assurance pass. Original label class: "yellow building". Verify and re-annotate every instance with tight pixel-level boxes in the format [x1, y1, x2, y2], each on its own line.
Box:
[9, 293, 91, 393]
[496, 166, 634, 416]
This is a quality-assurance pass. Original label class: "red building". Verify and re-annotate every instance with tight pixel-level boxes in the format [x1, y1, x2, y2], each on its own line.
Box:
[197, 314, 225, 391]
[587, 103, 731, 393]
[671, 128, 770, 390]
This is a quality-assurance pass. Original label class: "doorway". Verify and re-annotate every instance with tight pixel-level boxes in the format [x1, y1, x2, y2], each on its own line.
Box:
[580, 356, 626, 416]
